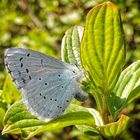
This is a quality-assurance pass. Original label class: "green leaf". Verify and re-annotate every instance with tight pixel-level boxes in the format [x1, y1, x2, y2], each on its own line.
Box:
[2, 101, 95, 139]
[109, 60, 140, 118]
[0, 93, 7, 130]
[80, 1, 125, 111]
[2, 75, 21, 104]
[126, 85, 140, 104]
[97, 115, 130, 138]
[0, 91, 7, 111]
[61, 26, 84, 69]
[87, 108, 104, 126]
[27, 111, 94, 139]
[0, 108, 5, 130]
[61, 25, 91, 94]
[76, 125, 99, 136]
[74, 108, 104, 136]
[2, 101, 45, 135]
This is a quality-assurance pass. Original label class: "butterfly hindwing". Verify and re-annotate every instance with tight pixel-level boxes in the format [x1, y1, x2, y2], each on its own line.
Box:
[22, 70, 77, 120]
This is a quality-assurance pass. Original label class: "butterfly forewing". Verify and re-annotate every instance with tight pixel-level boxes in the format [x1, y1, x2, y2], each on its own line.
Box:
[4, 48, 70, 89]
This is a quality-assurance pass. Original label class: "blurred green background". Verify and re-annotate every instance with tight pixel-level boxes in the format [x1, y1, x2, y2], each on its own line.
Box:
[0, 0, 140, 139]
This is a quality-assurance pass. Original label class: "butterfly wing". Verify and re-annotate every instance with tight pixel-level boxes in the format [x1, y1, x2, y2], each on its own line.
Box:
[4, 48, 85, 121]
[22, 70, 78, 121]
[4, 48, 69, 89]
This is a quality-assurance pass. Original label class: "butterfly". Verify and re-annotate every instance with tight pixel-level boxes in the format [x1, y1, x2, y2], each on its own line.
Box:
[4, 48, 87, 121]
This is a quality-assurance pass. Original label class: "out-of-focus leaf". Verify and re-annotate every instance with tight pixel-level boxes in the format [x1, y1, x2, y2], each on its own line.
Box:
[2, 101, 95, 139]
[0, 91, 7, 130]
[60, 10, 81, 24]
[80, 1, 125, 111]
[0, 108, 6, 130]
[109, 60, 140, 118]
[2, 75, 21, 104]
[97, 115, 130, 138]
[12, 28, 57, 57]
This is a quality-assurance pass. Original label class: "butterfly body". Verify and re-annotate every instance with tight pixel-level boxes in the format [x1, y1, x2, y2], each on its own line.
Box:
[4, 48, 87, 121]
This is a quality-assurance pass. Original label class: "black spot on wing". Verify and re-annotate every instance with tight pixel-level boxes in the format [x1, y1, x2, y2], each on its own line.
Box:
[29, 75, 31, 80]
[18, 71, 21, 76]
[73, 70, 76, 73]
[66, 100, 69, 102]
[7, 67, 12, 74]
[19, 57, 23, 61]
[41, 59, 43, 65]
[21, 78, 26, 83]
[21, 63, 23, 67]
[27, 53, 30, 57]
[26, 69, 29, 73]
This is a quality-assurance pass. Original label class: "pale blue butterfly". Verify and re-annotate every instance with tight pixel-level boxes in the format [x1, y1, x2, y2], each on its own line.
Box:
[4, 48, 87, 121]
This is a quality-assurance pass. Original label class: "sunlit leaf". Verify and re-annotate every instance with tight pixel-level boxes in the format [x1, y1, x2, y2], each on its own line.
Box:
[61, 25, 91, 94]
[80, 2, 125, 111]
[76, 125, 99, 136]
[97, 115, 130, 138]
[88, 108, 104, 126]
[2, 101, 95, 139]
[109, 60, 140, 118]
[61, 26, 84, 69]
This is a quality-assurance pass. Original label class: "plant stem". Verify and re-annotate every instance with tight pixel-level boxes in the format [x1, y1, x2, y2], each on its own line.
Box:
[102, 95, 109, 123]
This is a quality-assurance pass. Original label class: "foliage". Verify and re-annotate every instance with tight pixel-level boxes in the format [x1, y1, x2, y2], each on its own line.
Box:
[0, 0, 140, 140]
